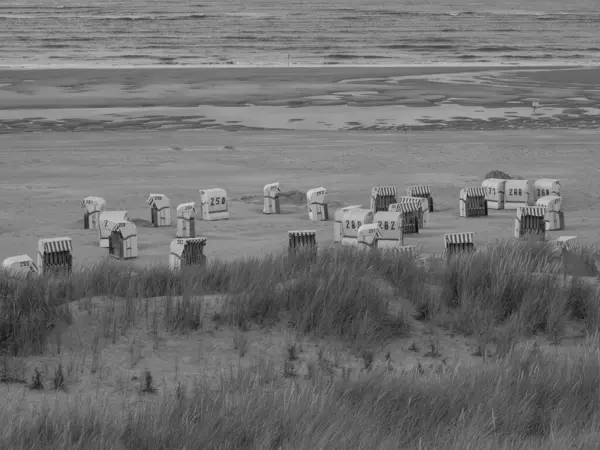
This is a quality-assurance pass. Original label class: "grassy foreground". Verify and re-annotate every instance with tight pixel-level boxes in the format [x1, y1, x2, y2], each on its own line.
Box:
[1, 240, 600, 449]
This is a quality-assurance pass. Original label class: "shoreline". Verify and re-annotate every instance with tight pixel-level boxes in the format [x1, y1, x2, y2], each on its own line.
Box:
[0, 62, 588, 71]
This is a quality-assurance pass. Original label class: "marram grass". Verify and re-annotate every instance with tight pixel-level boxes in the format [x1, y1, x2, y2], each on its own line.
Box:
[1, 239, 600, 449]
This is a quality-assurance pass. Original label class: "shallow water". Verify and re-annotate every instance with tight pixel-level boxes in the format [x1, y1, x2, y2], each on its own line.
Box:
[1, 0, 599, 68]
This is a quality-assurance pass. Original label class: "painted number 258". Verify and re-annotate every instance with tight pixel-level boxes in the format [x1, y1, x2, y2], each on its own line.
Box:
[210, 197, 226, 206]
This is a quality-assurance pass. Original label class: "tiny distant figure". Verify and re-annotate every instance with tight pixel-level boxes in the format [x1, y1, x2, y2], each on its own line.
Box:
[532, 101, 540, 114]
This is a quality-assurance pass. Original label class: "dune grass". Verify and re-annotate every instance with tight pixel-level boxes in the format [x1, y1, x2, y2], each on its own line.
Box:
[1, 239, 600, 448]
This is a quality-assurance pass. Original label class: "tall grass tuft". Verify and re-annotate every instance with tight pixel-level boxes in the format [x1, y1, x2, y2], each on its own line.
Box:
[2, 240, 599, 356]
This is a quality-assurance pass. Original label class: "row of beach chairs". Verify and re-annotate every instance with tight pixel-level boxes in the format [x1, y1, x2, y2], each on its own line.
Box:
[2, 178, 575, 276]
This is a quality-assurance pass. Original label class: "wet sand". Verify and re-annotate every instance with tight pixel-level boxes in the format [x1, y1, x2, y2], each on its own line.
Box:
[1, 65, 600, 133]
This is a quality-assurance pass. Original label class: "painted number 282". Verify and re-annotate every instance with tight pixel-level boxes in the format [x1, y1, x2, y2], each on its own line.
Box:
[377, 220, 396, 231]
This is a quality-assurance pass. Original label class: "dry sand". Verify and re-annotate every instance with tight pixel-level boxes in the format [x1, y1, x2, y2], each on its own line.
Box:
[1, 64, 599, 416]
[1, 128, 600, 266]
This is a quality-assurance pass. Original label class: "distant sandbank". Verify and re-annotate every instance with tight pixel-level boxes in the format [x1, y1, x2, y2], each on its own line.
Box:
[1, 64, 599, 133]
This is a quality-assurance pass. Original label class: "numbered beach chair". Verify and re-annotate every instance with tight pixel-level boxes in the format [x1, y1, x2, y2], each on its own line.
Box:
[169, 237, 207, 270]
[481, 179, 506, 210]
[306, 187, 328, 221]
[373, 211, 403, 249]
[533, 179, 561, 202]
[333, 205, 363, 242]
[199, 188, 229, 221]
[504, 180, 533, 210]
[339, 208, 375, 244]
[98, 210, 130, 247]
[342, 223, 381, 251]
[459, 187, 488, 218]
[147, 193, 171, 227]
[263, 182, 282, 214]
[2, 255, 38, 276]
[81, 196, 106, 229]
[107, 220, 138, 260]
[176, 202, 196, 238]
[388, 202, 420, 234]
[536, 195, 564, 231]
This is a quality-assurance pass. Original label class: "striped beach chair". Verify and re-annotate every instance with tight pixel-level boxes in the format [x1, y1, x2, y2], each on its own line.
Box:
[406, 185, 434, 212]
[444, 232, 475, 257]
[169, 237, 207, 270]
[371, 186, 398, 213]
[288, 230, 317, 259]
[459, 187, 488, 218]
[37, 237, 73, 275]
[514, 206, 546, 239]
[397, 245, 418, 257]
[397, 196, 427, 228]
[551, 236, 580, 254]
[388, 202, 420, 234]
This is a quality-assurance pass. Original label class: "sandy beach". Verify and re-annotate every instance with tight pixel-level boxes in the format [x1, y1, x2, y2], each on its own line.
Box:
[2, 63, 600, 449]
[1, 64, 599, 266]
